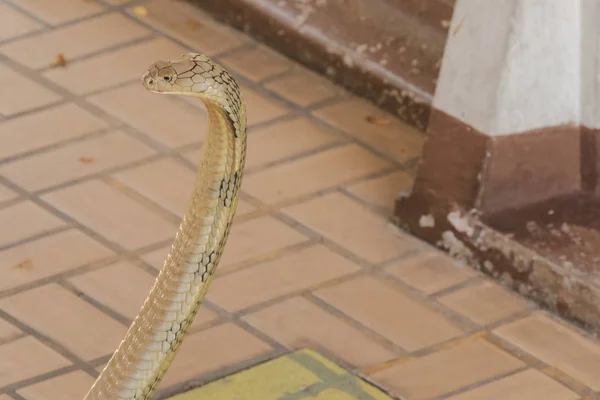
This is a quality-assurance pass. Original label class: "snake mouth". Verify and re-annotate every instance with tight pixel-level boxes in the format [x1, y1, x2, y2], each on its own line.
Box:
[141, 70, 169, 94]
[141, 70, 157, 90]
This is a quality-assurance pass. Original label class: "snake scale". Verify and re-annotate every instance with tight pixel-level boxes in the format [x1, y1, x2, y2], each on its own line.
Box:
[84, 53, 247, 399]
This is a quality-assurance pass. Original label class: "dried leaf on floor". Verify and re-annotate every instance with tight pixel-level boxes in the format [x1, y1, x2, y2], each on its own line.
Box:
[186, 19, 201, 30]
[131, 6, 148, 16]
[13, 259, 33, 269]
[49, 53, 68, 68]
[365, 115, 391, 126]
[79, 156, 95, 164]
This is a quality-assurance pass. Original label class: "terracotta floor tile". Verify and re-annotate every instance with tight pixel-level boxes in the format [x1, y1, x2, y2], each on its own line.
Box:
[115, 159, 195, 217]
[346, 170, 414, 212]
[220, 46, 292, 82]
[181, 147, 203, 165]
[245, 117, 341, 170]
[385, 252, 477, 295]
[445, 369, 579, 400]
[160, 322, 272, 387]
[283, 193, 411, 263]
[0, 394, 12, 400]
[0, 63, 61, 115]
[0, 131, 155, 191]
[265, 70, 341, 107]
[217, 215, 309, 270]
[44, 38, 187, 95]
[138, 0, 244, 56]
[43, 180, 176, 250]
[69, 261, 155, 321]
[240, 84, 292, 126]
[13, 0, 104, 25]
[0, 317, 21, 342]
[89, 82, 208, 148]
[232, 199, 257, 218]
[140, 245, 170, 269]
[1, 13, 150, 70]
[208, 244, 360, 312]
[314, 99, 425, 163]
[0, 336, 71, 387]
[495, 313, 600, 390]
[188, 308, 222, 331]
[17, 370, 95, 400]
[0, 201, 65, 247]
[0, 3, 43, 42]
[371, 338, 524, 399]
[0, 103, 108, 160]
[244, 144, 390, 204]
[0, 183, 17, 203]
[315, 276, 464, 351]
[243, 296, 397, 368]
[439, 281, 530, 326]
[0, 229, 113, 291]
[0, 284, 126, 361]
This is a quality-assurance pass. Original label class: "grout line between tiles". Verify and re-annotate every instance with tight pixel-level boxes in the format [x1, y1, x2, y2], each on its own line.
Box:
[430, 366, 530, 400]
[0, 364, 85, 395]
[6, 392, 25, 400]
[35, 34, 158, 73]
[0, 127, 115, 166]
[0, 309, 99, 384]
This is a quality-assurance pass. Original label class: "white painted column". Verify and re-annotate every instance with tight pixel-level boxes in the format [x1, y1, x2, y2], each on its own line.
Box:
[434, 0, 582, 135]
[581, 0, 600, 128]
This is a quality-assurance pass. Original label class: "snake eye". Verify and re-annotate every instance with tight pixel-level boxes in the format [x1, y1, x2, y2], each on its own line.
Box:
[163, 76, 171, 82]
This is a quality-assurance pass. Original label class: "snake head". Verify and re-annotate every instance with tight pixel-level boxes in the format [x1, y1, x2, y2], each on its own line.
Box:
[142, 53, 213, 95]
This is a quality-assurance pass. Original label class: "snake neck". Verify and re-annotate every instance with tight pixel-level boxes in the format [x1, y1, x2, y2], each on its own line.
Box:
[84, 99, 247, 400]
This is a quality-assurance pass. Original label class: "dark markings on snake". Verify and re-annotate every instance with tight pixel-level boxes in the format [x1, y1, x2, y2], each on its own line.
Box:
[218, 171, 240, 207]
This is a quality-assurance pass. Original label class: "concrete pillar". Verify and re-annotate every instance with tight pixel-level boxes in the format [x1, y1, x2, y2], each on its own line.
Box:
[395, 0, 600, 333]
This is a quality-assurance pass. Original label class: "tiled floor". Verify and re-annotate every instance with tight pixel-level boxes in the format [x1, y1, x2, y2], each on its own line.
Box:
[0, 0, 599, 399]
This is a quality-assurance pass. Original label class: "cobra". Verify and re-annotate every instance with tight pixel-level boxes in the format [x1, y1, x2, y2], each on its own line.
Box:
[83, 53, 247, 399]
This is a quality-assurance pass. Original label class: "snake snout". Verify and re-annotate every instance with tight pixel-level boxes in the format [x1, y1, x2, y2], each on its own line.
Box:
[141, 70, 158, 91]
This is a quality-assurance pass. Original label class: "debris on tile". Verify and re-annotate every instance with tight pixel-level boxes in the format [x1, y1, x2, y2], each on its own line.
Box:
[49, 53, 68, 68]
[419, 214, 435, 228]
[342, 54, 353, 67]
[365, 115, 390, 126]
[186, 19, 201, 30]
[13, 259, 33, 269]
[131, 6, 148, 17]
[356, 44, 368, 54]
[79, 156, 94, 164]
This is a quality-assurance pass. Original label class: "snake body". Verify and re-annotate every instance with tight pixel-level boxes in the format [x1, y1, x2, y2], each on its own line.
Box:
[84, 53, 247, 399]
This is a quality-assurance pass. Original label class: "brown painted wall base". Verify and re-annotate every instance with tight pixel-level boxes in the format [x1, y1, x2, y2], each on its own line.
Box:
[396, 110, 600, 335]
[189, 0, 453, 131]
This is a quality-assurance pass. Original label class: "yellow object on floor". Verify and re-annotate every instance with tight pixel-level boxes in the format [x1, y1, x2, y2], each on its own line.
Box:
[167, 349, 393, 400]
